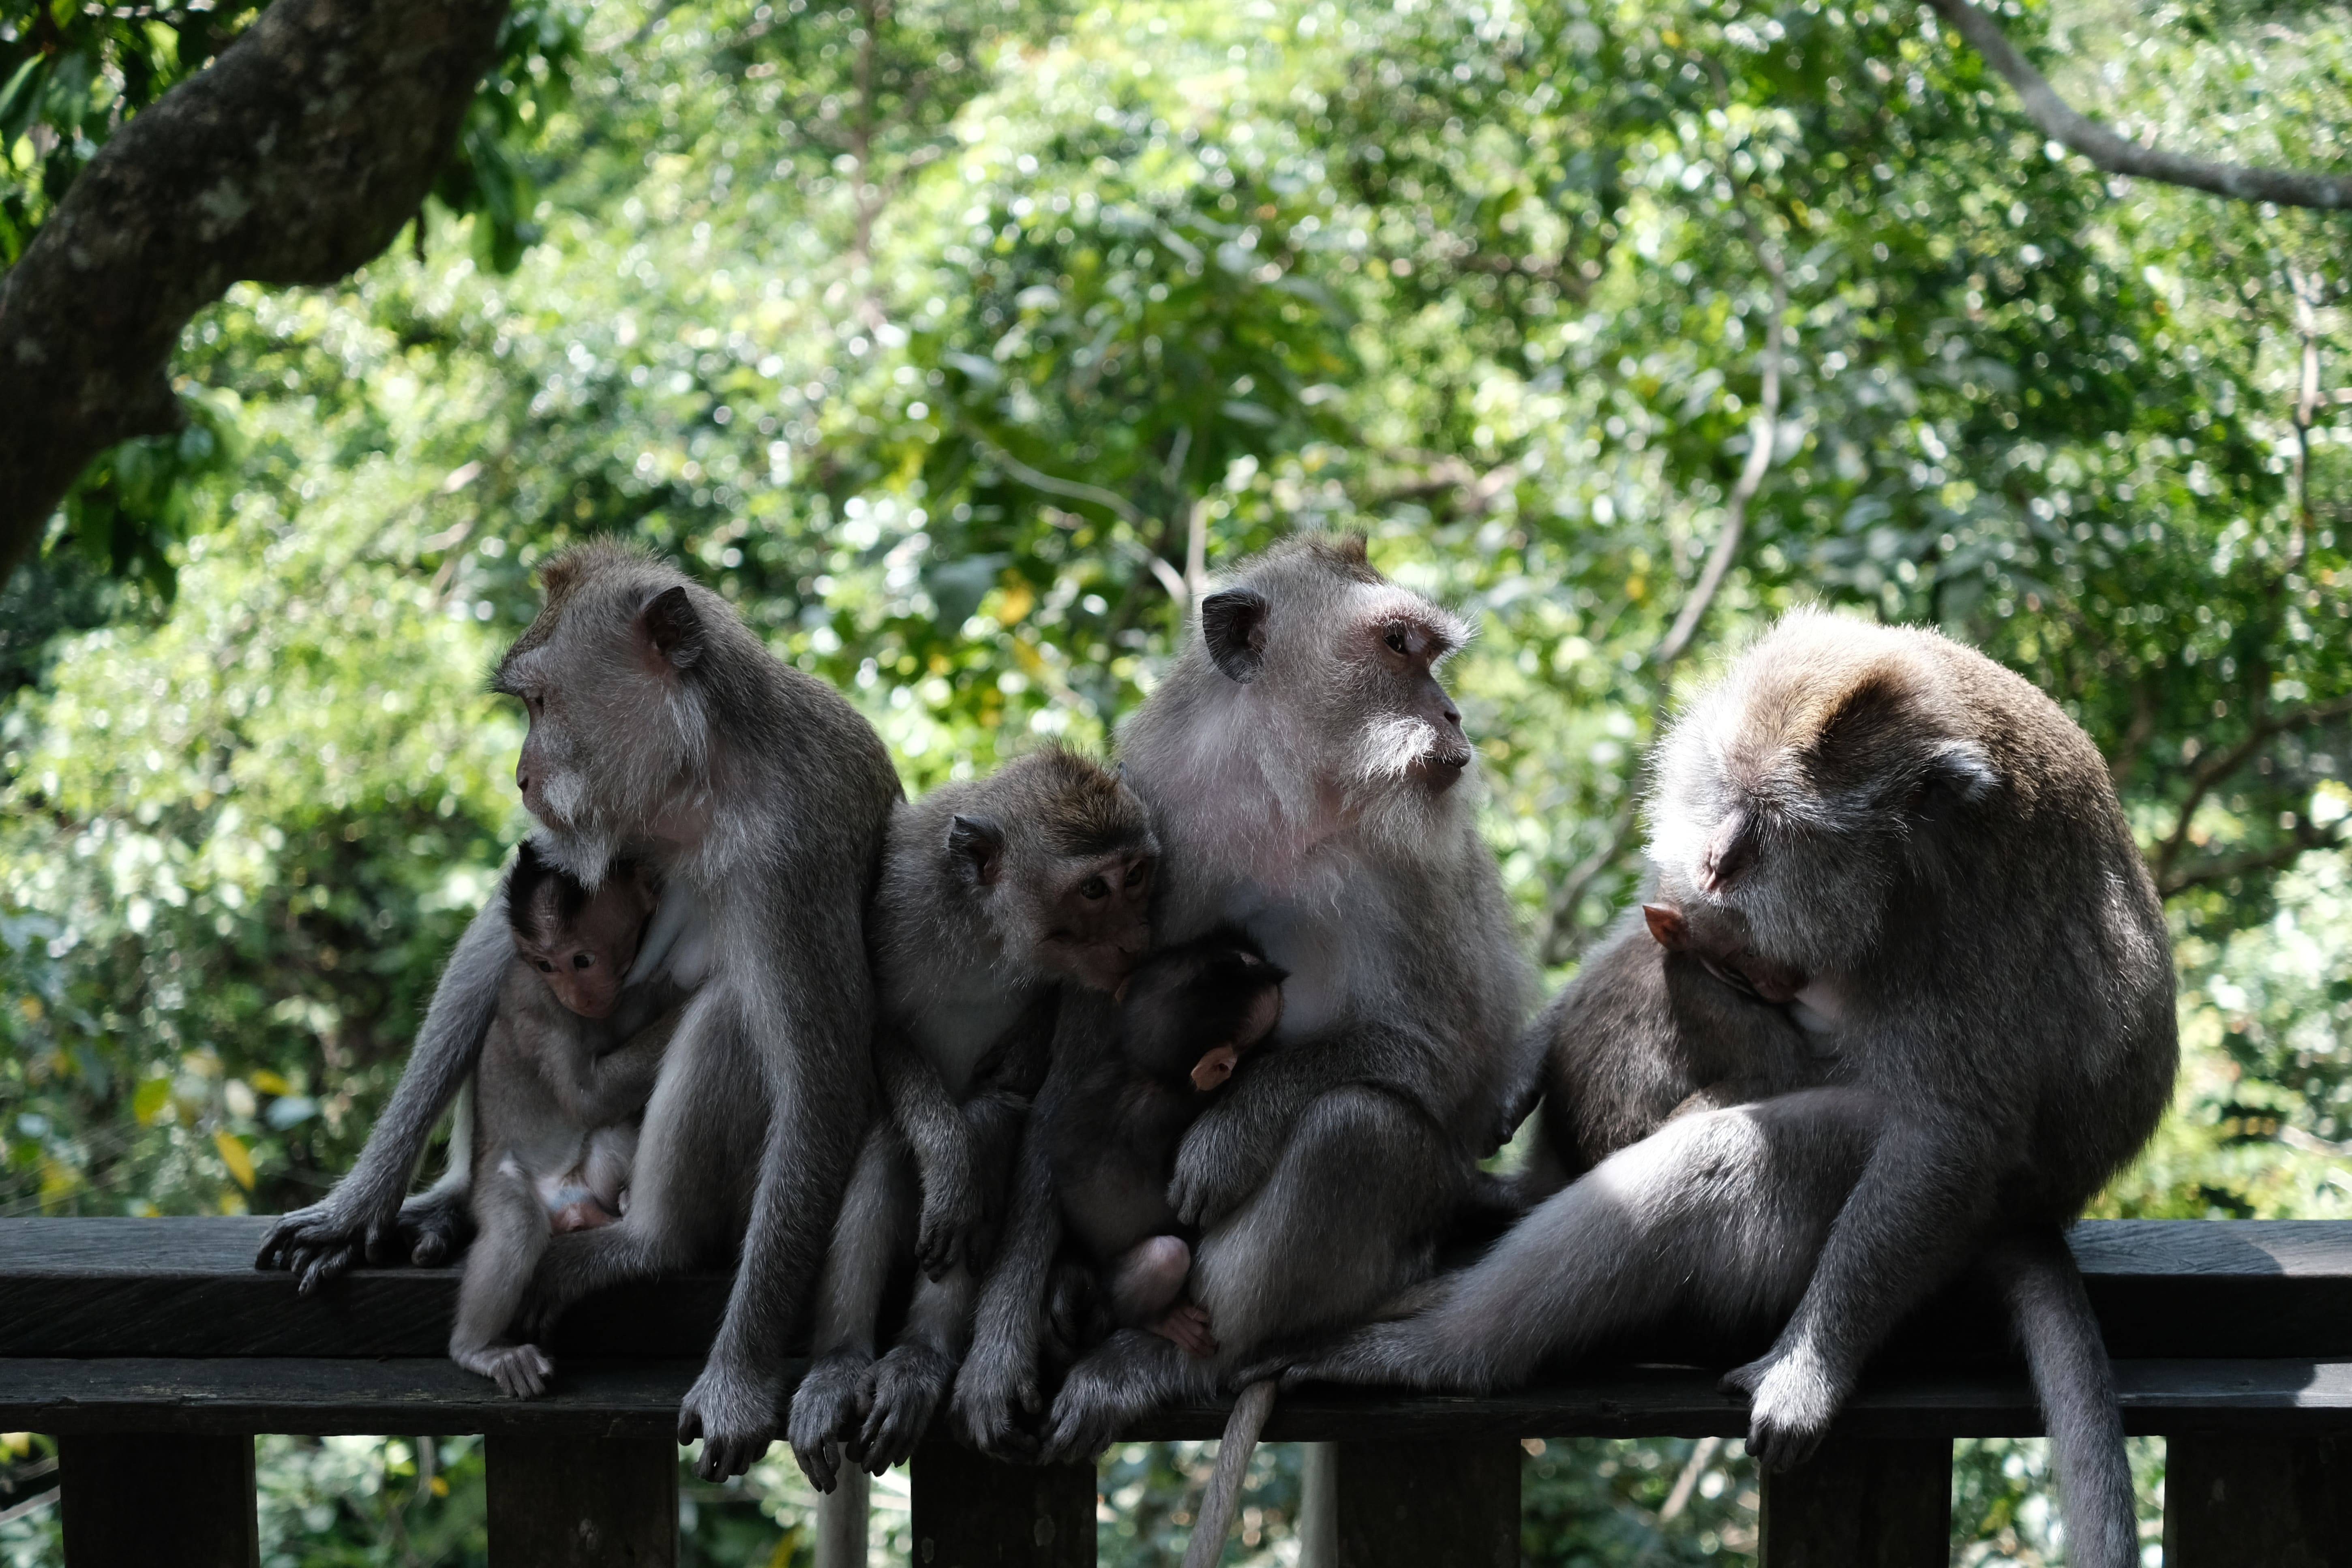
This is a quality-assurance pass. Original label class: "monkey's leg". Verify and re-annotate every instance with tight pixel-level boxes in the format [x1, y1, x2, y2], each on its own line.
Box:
[450, 1169, 558, 1399]
[857, 1267, 975, 1471]
[1723, 1095, 2001, 1469]
[686, 980, 870, 1481]
[1277, 1091, 1884, 1397]
[257, 893, 511, 1286]
[876, 1027, 983, 1283]
[789, 1126, 915, 1493]
[949, 1103, 1065, 1459]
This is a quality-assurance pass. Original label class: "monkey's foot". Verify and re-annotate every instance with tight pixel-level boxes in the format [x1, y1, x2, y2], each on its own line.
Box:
[858, 1344, 955, 1471]
[395, 1188, 475, 1267]
[680, 1359, 781, 1481]
[1041, 1333, 1189, 1463]
[947, 1353, 1042, 1461]
[787, 1353, 874, 1493]
[1720, 1344, 1844, 1471]
[915, 1178, 985, 1283]
[256, 1200, 388, 1293]
[455, 1342, 556, 1399]
[1148, 1303, 1219, 1360]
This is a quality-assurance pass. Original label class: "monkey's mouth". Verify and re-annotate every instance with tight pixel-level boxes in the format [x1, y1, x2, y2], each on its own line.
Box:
[1412, 747, 1473, 791]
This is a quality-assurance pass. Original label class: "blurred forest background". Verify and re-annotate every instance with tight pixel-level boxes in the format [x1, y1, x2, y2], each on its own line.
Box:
[4, 0, 2352, 1558]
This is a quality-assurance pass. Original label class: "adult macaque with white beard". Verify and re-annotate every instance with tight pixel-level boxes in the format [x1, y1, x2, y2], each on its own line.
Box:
[259, 542, 902, 1480]
[949, 533, 1534, 1459]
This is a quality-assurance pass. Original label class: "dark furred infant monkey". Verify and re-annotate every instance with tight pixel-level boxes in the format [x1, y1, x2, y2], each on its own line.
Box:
[786, 749, 1156, 1491]
[1278, 610, 2175, 1568]
[450, 842, 686, 1396]
[1041, 932, 1287, 1359]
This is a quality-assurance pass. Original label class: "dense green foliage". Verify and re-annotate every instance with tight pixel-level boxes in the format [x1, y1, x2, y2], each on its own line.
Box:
[8, 0, 2352, 1558]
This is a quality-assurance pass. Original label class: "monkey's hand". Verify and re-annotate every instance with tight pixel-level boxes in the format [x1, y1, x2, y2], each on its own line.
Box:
[787, 1353, 874, 1494]
[394, 1187, 475, 1267]
[914, 1161, 988, 1283]
[1720, 1342, 1846, 1471]
[679, 1361, 782, 1482]
[1166, 1103, 1278, 1230]
[255, 1193, 405, 1294]
[947, 1349, 1042, 1461]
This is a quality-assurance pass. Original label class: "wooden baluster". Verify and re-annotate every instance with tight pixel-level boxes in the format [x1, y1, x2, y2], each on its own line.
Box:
[2164, 1433, 2350, 1567]
[1757, 1433, 1949, 1568]
[58, 1432, 258, 1568]
[816, 1466, 870, 1568]
[486, 1434, 677, 1567]
[1326, 1438, 1518, 1568]
[910, 1441, 1095, 1568]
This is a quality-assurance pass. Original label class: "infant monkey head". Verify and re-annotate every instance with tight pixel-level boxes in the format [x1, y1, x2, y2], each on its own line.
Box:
[1119, 933, 1288, 1092]
[506, 840, 658, 1020]
[1641, 897, 1806, 1006]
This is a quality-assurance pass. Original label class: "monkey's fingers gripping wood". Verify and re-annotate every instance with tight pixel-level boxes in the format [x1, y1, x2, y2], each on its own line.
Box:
[1179, 1379, 1279, 1568]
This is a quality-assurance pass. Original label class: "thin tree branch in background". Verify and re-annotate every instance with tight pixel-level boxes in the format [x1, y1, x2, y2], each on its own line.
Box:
[1540, 222, 1788, 966]
[1655, 239, 1786, 668]
[2160, 818, 2350, 897]
[0, 0, 511, 583]
[979, 440, 1147, 528]
[1926, 0, 2352, 209]
[2151, 692, 2352, 885]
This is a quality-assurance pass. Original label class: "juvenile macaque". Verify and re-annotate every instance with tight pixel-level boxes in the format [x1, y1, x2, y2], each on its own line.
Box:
[787, 749, 1157, 1491]
[262, 542, 904, 1480]
[449, 843, 685, 1396]
[1274, 610, 2175, 1568]
[950, 534, 1534, 1468]
[1041, 932, 1288, 1359]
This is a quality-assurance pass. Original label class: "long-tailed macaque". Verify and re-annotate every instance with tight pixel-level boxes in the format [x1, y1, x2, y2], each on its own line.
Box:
[259, 541, 903, 1480]
[948, 533, 1535, 1461]
[787, 750, 1157, 1491]
[1273, 609, 2176, 1568]
[450, 843, 688, 1396]
[1040, 932, 1288, 1359]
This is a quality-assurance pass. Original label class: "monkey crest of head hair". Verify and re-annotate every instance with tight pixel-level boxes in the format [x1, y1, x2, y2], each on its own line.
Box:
[507, 838, 594, 941]
[1126, 532, 1477, 865]
[1647, 606, 2035, 975]
[493, 540, 757, 882]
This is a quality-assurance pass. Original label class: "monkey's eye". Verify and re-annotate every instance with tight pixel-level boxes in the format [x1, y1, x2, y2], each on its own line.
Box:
[1384, 626, 1409, 655]
[1128, 859, 1154, 889]
[536, 960, 555, 973]
[1079, 875, 1110, 900]
[573, 953, 594, 969]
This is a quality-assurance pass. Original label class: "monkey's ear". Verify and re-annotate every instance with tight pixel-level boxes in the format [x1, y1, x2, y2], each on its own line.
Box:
[1200, 589, 1269, 683]
[1642, 904, 1688, 950]
[640, 586, 706, 671]
[1921, 739, 2001, 807]
[949, 814, 1005, 885]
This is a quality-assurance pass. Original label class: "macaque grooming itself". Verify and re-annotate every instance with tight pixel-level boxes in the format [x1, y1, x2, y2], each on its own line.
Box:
[786, 749, 1157, 1490]
[1274, 609, 2176, 1568]
[261, 542, 903, 1480]
[449, 842, 684, 1396]
[1041, 932, 1288, 1359]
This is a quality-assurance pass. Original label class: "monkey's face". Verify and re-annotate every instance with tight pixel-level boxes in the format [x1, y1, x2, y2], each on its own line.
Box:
[1032, 851, 1158, 992]
[497, 556, 714, 855]
[516, 874, 656, 1018]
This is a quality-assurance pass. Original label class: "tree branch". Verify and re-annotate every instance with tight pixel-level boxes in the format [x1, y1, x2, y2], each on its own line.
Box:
[2159, 817, 2350, 898]
[1926, 0, 2352, 210]
[0, 0, 510, 583]
[2151, 692, 2352, 883]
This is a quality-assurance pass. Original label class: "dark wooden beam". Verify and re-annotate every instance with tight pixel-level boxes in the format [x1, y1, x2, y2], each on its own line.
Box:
[1328, 1437, 1519, 1568]
[58, 1431, 257, 1568]
[4, 1357, 2352, 1440]
[910, 1440, 1095, 1568]
[2164, 1432, 2351, 1567]
[486, 1434, 678, 1567]
[1757, 1433, 1951, 1568]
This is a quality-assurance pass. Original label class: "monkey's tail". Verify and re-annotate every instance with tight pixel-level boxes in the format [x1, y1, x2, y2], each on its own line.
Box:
[1179, 1379, 1278, 1568]
[1984, 1223, 2137, 1568]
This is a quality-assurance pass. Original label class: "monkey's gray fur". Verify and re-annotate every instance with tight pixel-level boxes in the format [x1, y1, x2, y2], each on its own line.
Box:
[1275, 609, 2174, 1568]
[260, 540, 902, 1480]
[949, 533, 1534, 1460]
[788, 749, 1155, 1489]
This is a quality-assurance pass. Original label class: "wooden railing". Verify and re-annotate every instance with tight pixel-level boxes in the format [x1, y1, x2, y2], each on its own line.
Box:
[2, 1217, 2349, 1565]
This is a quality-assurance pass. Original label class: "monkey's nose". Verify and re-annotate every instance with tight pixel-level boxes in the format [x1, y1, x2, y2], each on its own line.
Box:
[1699, 810, 1757, 890]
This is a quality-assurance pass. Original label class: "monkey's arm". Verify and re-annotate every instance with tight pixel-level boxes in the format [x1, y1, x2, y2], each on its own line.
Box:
[256, 888, 512, 1289]
[875, 1024, 986, 1283]
[949, 1071, 1071, 1459]
[1167, 1023, 1452, 1230]
[1725, 1093, 2000, 1468]
[561, 1007, 683, 1127]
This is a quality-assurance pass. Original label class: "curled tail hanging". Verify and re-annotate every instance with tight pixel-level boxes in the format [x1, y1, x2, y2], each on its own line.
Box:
[1982, 1223, 2136, 1568]
[1179, 1379, 1279, 1568]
